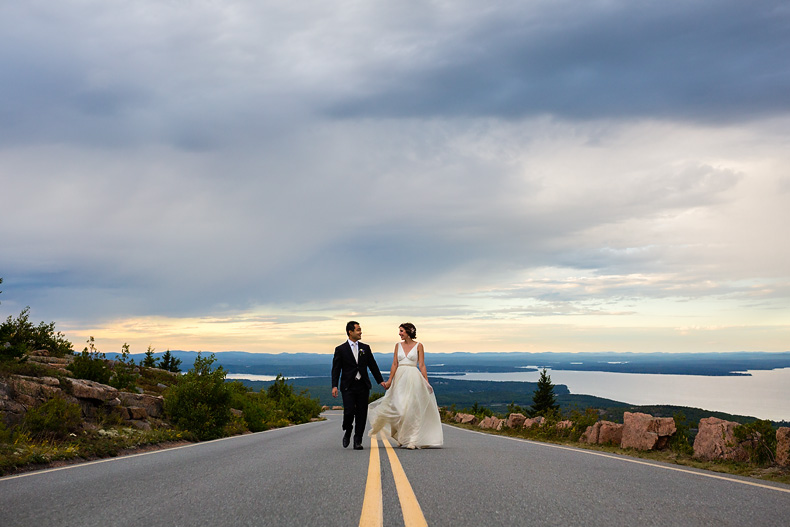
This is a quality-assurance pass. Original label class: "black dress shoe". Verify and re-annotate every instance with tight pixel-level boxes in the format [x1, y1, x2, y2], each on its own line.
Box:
[343, 432, 351, 448]
[353, 441, 363, 450]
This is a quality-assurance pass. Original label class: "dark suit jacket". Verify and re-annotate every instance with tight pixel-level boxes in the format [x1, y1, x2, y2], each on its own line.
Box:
[331, 341, 384, 392]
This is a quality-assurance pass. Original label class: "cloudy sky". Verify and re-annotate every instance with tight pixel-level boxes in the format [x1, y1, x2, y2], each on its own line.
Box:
[2, 1, 789, 356]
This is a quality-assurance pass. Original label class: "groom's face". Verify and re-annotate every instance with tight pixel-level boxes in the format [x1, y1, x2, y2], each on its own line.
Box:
[348, 324, 362, 342]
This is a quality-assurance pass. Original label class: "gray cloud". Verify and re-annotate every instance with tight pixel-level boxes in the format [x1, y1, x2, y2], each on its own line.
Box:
[1, 1, 788, 345]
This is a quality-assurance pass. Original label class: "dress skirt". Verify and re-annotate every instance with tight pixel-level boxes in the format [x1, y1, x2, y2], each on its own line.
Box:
[368, 363, 443, 448]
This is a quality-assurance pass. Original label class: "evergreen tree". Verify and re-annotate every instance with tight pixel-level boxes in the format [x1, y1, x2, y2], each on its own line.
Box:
[142, 345, 157, 368]
[530, 368, 559, 417]
[158, 349, 182, 373]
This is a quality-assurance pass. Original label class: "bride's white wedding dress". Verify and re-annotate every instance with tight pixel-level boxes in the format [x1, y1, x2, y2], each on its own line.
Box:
[368, 342, 443, 448]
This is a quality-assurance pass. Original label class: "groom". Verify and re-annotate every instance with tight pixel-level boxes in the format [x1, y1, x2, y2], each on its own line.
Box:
[331, 321, 386, 450]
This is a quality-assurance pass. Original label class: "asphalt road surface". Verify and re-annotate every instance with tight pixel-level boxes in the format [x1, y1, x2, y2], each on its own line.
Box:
[2, 411, 789, 526]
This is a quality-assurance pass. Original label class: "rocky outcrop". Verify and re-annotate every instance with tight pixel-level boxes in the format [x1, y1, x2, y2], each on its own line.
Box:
[775, 427, 790, 466]
[479, 416, 504, 430]
[118, 392, 164, 418]
[0, 368, 163, 429]
[69, 378, 119, 401]
[556, 420, 573, 430]
[580, 421, 624, 445]
[693, 417, 749, 461]
[620, 412, 676, 450]
[506, 413, 527, 428]
[454, 413, 479, 425]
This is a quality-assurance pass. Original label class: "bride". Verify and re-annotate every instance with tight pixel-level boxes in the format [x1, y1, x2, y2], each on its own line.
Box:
[368, 323, 443, 448]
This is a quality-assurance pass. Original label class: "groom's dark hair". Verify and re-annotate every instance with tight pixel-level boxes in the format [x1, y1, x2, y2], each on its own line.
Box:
[346, 320, 360, 336]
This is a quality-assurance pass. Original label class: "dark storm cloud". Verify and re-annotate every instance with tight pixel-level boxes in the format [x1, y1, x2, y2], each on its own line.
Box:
[327, 1, 790, 123]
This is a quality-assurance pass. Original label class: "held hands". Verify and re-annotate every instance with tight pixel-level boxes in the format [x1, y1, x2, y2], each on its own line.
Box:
[332, 387, 338, 398]
[383, 380, 392, 389]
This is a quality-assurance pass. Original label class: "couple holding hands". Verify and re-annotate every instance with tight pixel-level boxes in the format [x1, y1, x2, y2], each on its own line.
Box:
[331, 321, 443, 450]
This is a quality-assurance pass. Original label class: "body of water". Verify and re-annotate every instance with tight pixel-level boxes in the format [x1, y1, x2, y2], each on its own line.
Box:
[226, 373, 308, 382]
[433, 367, 790, 422]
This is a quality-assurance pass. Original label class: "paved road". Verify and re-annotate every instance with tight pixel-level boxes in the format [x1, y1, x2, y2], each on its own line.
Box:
[1, 411, 789, 526]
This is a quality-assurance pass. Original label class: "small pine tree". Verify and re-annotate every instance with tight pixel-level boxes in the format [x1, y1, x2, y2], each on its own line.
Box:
[109, 343, 137, 390]
[530, 368, 559, 417]
[142, 345, 157, 368]
[158, 349, 182, 373]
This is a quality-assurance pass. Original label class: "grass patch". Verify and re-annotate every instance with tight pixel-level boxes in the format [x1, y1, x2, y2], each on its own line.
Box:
[0, 425, 188, 476]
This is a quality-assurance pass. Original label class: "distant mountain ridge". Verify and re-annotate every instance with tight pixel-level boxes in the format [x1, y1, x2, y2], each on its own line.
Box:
[114, 350, 790, 377]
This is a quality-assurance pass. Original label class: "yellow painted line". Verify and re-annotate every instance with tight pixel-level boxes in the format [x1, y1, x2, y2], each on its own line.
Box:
[458, 426, 790, 495]
[379, 433, 429, 527]
[359, 434, 383, 527]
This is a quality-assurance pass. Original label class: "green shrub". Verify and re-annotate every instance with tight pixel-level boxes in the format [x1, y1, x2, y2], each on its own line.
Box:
[0, 307, 73, 360]
[0, 360, 49, 377]
[734, 419, 776, 465]
[463, 402, 494, 419]
[228, 382, 274, 432]
[568, 408, 600, 442]
[241, 396, 277, 432]
[164, 353, 231, 440]
[68, 337, 111, 384]
[22, 397, 82, 440]
[669, 412, 695, 455]
[264, 375, 322, 424]
[267, 374, 293, 402]
[0, 420, 14, 444]
[285, 391, 323, 423]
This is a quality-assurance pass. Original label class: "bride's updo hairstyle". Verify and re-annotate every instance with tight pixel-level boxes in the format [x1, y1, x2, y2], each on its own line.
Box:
[400, 323, 417, 339]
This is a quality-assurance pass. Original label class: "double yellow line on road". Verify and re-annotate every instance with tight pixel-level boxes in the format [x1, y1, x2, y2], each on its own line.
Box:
[359, 433, 428, 527]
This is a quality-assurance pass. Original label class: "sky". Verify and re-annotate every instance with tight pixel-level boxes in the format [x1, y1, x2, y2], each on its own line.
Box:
[1, 1, 789, 356]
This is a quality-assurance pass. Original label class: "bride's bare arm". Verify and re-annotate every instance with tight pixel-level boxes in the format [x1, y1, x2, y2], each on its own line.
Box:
[385, 345, 398, 389]
[417, 343, 432, 393]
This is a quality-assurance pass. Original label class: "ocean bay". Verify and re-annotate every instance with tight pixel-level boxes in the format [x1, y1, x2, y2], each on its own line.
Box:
[433, 367, 790, 422]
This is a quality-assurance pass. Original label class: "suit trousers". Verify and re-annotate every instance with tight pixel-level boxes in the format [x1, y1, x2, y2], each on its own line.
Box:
[341, 379, 369, 441]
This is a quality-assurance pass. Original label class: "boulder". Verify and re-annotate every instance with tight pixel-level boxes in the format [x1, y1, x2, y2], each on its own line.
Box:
[621, 412, 676, 450]
[126, 407, 149, 420]
[776, 427, 790, 467]
[580, 420, 623, 445]
[506, 413, 527, 428]
[455, 413, 479, 425]
[128, 420, 152, 431]
[580, 423, 599, 444]
[118, 392, 164, 417]
[10, 376, 47, 398]
[70, 379, 119, 401]
[556, 420, 573, 430]
[693, 417, 749, 461]
[26, 355, 73, 367]
[523, 416, 545, 428]
[479, 416, 504, 430]
[599, 421, 624, 445]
